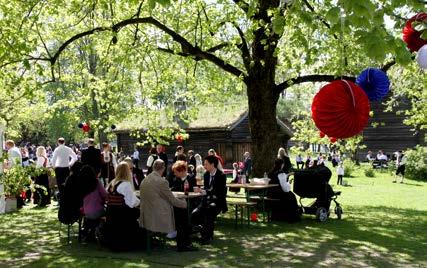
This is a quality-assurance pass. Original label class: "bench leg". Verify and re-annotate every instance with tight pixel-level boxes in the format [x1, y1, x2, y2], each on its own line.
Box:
[240, 206, 244, 226]
[234, 205, 238, 229]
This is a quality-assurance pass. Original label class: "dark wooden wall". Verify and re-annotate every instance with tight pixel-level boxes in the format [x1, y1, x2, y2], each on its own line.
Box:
[116, 114, 291, 168]
[358, 99, 424, 159]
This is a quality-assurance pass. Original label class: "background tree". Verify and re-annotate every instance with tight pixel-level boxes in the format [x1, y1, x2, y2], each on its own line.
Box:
[0, 0, 424, 175]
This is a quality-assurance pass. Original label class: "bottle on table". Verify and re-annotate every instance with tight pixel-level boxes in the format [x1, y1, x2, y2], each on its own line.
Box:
[184, 179, 189, 195]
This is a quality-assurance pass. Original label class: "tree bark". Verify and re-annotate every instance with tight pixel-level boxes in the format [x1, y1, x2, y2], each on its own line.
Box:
[246, 77, 280, 177]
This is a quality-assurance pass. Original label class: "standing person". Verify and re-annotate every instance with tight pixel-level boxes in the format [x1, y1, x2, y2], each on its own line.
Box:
[194, 154, 203, 168]
[156, 144, 168, 176]
[132, 148, 140, 169]
[394, 151, 406, 183]
[21, 147, 30, 167]
[187, 150, 196, 169]
[51, 138, 77, 197]
[146, 147, 158, 175]
[140, 160, 192, 251]
[34, 146, 51, 206]
[81, 138, 102, 176]
[101, 143, 117, 185]
[242, 152, 252, 178]
[123, 157, 145, 190]
[173, 146, 185, 163]
[295, 154, 304, 169]
[277, 147, 292, 174]
[5, 140, 22, 168]
[208, 149, 224, 171]
[337, 162, 344, 185]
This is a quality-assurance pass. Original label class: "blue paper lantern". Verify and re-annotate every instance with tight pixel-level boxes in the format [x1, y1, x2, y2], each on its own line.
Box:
[356, 68, 390, 101]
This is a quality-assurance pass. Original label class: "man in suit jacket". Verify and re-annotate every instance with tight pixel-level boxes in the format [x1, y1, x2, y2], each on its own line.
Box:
[140, 159, 193, 251]
[199, 155, 227, 243]
[80, 138, 102, 175]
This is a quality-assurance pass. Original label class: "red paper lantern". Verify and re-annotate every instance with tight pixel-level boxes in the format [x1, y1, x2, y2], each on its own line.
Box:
[319, 131, 326, 138]
[311, 80, 370, 139]
[82, 123, 90, 133]
[402, 12, 427, 52]
[330, 137, 337, 143]
[176, 134, 183, 143]
[250, 212, 258, 222]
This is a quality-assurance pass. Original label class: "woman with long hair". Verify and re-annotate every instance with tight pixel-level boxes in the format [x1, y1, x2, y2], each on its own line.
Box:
[103, 162, 141, 251]
[33, 146, 51, 206]
[277, 147, 293, 174]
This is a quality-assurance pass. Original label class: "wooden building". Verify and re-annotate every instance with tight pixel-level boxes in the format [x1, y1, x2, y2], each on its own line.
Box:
[357, 98, 424, 159]
[115, 109, 293, 168]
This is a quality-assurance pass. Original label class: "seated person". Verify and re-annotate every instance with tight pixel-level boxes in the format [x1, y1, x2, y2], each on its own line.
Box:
[58, 161, 84, 225]
[366, 151, 374, 161]
[103, 162, 141, 251]
[193, 155, 227, 244]
[81, 165, 107, 241]
[169, 161, 198, 251]
[267, 159, 300, 222]
[140, 160, 193, 252]
[123, 157, 145, 190]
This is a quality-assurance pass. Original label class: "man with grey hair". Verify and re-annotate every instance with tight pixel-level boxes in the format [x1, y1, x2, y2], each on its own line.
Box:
[140, 159, 196, 251]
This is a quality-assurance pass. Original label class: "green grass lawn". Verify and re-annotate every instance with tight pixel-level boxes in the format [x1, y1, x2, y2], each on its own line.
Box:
[1, 164, 426, 267]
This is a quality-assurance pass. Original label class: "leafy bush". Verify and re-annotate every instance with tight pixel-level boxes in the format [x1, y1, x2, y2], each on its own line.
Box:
[364, 166, 375, 177]
[0, 165, 47, 196]
[405, 146, 427, 181]
[343, 160, 356, 177]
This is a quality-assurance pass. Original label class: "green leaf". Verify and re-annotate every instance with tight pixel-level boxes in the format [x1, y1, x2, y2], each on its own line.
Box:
[272, 16, 286, 35]
[420, 30, 427, 40]
[325, 7, 340, 25]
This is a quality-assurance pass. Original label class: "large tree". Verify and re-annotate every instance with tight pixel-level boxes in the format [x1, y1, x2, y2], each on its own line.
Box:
[0, 0, 423, 175]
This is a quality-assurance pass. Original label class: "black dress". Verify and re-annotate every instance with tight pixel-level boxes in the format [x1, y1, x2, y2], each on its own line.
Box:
[103, 182, 142, 251]
[267, 171, 300, 222]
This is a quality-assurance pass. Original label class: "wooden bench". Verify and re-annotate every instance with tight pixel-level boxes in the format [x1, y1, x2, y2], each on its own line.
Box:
[227, 200, 257, 228]
[248, 196, 281, 222]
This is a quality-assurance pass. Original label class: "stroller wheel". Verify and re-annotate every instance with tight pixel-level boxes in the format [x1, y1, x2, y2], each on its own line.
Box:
[316, 207, 328, 222]
[335, 206, 343, 219]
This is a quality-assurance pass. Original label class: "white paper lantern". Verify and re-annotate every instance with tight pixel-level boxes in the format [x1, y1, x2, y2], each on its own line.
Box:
[417, 44, 427, 70]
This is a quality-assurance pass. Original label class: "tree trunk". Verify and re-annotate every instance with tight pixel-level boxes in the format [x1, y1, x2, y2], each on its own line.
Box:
[247, 79, 280, 177]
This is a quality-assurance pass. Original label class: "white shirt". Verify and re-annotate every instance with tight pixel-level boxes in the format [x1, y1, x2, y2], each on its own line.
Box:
[337, 166, 344, 176]
[116, 181, 140, 208]
[377, 154, 388, 161]
[36, 156, 50, 168]
[296, 155, 303, 162]
[147, 155, 156, 167]
[51, 145, 77, 168]
[8, 147, 22, 167]
[133, 150, 140, 160]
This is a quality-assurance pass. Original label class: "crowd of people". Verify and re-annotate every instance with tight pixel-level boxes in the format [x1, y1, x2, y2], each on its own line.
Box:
[2, 136, 409, 252]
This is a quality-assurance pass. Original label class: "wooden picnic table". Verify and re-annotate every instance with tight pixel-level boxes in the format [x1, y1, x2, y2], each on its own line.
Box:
[226, 183, 279, 223]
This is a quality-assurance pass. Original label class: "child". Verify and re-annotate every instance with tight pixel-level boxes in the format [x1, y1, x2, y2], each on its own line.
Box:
[337, 162, 344, 185]
[230, 162, 241, 193]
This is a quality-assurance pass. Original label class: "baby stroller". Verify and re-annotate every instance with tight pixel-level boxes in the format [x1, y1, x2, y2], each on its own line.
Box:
[291, 166, 343, 222]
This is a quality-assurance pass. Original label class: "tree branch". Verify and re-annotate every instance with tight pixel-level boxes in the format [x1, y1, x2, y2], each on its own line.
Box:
[233, 23, 251, 71]
[302, 0, 338, 40]
[276, 74, 356, 93]
[49, 17, 245, 78]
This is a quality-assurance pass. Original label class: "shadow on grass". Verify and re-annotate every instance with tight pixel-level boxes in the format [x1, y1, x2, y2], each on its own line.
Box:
[0, 205, 426, 267]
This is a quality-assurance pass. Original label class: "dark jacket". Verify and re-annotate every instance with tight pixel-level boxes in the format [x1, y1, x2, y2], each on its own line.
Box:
[131, 167, 145, 190]
[169, 174, 197, 192]
[243, 157, 252, 177]
[203, 169, 227, 213]
[81, 146, 102, 175]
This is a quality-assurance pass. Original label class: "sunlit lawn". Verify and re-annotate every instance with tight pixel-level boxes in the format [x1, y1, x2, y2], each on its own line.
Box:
[1, 164, 426, 267]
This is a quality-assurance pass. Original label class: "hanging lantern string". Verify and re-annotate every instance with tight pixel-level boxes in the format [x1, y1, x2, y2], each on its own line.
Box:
[342, 80, 356, 108]
[339, 8, 345, 79]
